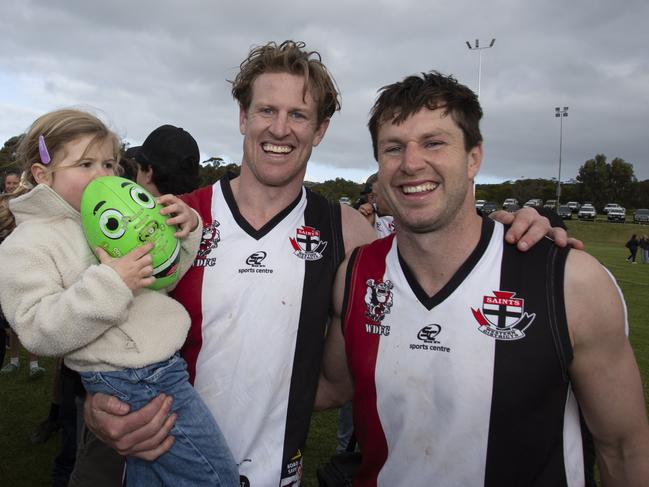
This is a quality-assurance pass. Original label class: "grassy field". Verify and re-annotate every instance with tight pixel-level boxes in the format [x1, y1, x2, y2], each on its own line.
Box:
[1, 219, 647, 486]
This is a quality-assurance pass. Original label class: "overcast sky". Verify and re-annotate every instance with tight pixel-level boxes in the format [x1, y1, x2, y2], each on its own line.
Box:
[1, 0, 647, 184]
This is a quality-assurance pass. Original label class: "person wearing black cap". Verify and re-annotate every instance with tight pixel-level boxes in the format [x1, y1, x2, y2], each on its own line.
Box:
[132, 124, 201, 197]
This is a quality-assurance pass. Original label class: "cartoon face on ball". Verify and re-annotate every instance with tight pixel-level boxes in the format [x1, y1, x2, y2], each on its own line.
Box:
[80, 176, 180, 290]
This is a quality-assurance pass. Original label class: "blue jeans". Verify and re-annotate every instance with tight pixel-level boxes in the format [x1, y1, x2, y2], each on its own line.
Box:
[80, 354, 238, 486]
[337, 401, 355, 453]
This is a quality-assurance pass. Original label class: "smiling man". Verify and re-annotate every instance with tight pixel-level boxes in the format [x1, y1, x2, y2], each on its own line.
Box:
[317, 71, 649, 486]
[84, 43, 575, 486]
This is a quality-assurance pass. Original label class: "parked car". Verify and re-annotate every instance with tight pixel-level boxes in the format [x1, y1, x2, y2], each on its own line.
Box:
[578, 204, 597, 221]
[502, 201, 518, 212]
[603, 203, 621, 214]
[523, 198, 543, 208]
[475, 199, 486, 210]
[557, 205, 572, 219]
[634, 208, 649, 224]
[607, 207, 626, 223]
[339, 196, 351, 205]
[566, 201, 581, 213]
[543, 199, 557, 210]
[479, 201, 498, 216]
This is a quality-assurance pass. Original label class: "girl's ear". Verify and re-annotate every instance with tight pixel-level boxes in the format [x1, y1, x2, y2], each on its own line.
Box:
[31, 163, 52, 185]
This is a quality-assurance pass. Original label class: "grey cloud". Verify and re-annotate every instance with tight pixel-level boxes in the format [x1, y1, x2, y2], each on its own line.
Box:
[0, 0, 647, 181]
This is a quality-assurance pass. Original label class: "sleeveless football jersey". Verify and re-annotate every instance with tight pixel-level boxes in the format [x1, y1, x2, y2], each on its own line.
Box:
[174, 175, 344, 486]
[342, 218, 596, 487]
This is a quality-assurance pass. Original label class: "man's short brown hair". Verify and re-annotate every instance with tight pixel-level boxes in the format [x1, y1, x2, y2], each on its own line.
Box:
[231, 40, 341, 125]
[368, 71, 483, 160]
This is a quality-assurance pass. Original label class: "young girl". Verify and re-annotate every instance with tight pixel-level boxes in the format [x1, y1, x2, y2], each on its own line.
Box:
[0, 109, 238, 486]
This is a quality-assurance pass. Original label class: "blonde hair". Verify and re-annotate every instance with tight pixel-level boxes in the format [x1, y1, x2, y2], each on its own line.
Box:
[231, 40, 341, 125]
[0, 109, 120, 235]
[16, 108, 121, 186]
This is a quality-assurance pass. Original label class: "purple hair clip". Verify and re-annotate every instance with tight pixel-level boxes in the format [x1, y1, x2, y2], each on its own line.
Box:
[38, 135, 51, 164]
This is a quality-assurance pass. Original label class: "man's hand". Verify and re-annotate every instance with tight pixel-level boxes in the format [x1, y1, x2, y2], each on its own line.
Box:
[490, 208, 584, 251]
[96, 243, 155, 291]
[157, 194, 199, 238]
[84, 393, 176, 460]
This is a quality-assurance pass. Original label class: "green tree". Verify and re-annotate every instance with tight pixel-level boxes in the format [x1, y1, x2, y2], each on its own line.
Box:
[510, 178, 556, 205]
[576, 154, 611, 209]
[631, 179, 649, 209]
[608, 157, 636, 205]
[198, 158, 239, 187]
[576, 154, 636, 209]
[309, 177, 363, 203]
[557, 183, 579, 203]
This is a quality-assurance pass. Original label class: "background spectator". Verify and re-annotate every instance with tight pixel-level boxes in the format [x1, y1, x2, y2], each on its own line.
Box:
[626, 234, 639, 263]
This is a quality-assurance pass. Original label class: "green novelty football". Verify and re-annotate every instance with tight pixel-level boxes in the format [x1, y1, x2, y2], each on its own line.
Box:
[80, 176, 180, 290]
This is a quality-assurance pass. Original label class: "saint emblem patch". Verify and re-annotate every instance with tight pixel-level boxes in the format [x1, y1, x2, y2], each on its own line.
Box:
[471, 290, 535, 341]
[289, 225, 327, 261]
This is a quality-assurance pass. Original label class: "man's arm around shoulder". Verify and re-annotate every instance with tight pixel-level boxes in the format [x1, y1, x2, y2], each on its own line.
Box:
[566, 250, 649, 486]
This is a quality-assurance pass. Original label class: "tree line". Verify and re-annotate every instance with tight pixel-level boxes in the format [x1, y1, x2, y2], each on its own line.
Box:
[1, 135, 646, 209]
[476, 154, 647, 210]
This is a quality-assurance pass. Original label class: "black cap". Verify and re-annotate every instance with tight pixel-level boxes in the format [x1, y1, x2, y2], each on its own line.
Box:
[123, 146, 139, 160]
[134, 124, 199, 170]
[361, 172, 378, 195]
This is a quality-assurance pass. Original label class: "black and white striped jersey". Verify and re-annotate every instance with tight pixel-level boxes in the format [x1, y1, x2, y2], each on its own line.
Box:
[175, 175, 345, 486]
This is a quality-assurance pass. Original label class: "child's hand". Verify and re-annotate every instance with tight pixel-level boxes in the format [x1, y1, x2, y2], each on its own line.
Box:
[96, 243, 155, 292]
[357, 202, 374, 218]
[156, 195, 199, 238]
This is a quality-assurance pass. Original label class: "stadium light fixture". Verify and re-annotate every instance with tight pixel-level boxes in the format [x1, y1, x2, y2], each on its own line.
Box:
[554, 106, 569, 206]
[465, 38, 496, 98]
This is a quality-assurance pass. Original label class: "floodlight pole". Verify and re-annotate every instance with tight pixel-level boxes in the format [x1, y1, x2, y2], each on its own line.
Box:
[554, 106, 569, 206]
[465, 38, 496, 98]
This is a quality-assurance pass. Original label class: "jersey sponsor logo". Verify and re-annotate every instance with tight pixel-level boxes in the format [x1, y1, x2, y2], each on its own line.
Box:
[289, 225, 327, 261]
[364, 278, 394, 335]
[410, 324, 452, 352]
[471, 290, 536, 341]
[246, 251, 267, 266]
[417, 323, 441, 342]
[238, 459, 252, 487]
[194, 220, 220, 267]
[238, 251, 274, 275]
[280, 449, 303, 486]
